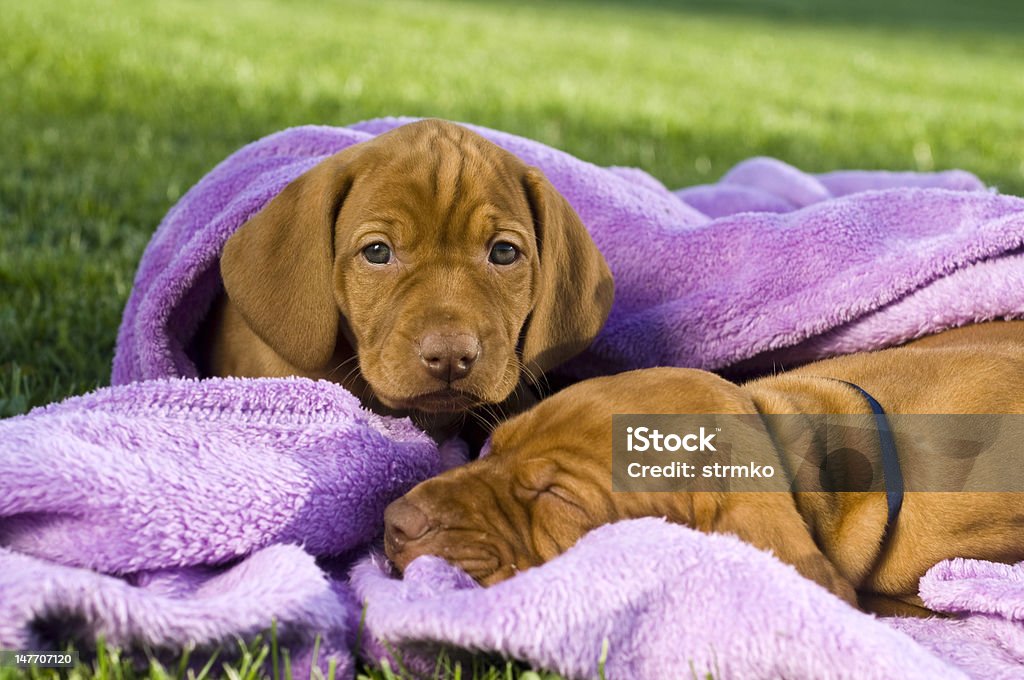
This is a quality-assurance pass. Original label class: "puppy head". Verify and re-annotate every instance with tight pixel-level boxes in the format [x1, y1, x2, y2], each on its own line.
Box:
[383, 368, 754, 583]
[220, 119, 613, 413]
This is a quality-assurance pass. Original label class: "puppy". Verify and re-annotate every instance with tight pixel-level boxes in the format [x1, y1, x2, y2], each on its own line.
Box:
[384, 321, 1024, 615]
[197, 120, 613, 437]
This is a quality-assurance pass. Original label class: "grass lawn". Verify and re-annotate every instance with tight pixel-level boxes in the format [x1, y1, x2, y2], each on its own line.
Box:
[2, 0, 1023, 676]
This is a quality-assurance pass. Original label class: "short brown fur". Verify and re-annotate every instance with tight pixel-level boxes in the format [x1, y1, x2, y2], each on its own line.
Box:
[385, 321, 1024, 615]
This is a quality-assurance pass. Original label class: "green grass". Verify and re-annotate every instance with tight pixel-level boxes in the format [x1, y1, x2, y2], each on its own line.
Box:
[2, 0, 1022, 675]
[0, 635, 571, 680]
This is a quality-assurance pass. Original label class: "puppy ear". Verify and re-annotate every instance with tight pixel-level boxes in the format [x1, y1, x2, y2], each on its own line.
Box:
[220, 152, 355, 372]
[521, 167, 614, 379]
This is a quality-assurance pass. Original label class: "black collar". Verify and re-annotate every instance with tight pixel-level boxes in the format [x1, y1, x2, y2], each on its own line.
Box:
[832, 379, 904, 540]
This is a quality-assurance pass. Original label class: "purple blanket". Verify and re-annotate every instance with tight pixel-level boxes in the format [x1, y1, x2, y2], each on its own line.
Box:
[5, 118, 1024, 678]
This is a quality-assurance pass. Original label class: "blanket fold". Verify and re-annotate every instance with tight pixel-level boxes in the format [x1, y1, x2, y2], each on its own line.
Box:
[6, 118, 1024, 679]
[0, 377, 441, 676]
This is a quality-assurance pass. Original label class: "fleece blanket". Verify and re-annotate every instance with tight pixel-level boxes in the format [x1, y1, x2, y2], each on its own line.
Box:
[5, 117, 1024, 678]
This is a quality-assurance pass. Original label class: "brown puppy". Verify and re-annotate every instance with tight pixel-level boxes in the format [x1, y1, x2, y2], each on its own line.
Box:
[198, 119, 613, 435]
[384, 321, 1024, 615]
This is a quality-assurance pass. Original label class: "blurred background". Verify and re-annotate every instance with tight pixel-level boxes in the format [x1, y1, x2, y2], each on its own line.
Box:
[2, 0, 1023, 416]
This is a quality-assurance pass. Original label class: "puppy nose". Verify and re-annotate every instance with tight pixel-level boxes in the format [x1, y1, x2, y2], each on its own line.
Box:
[419, 333, 480, 383]
[384, 498, 430, 552]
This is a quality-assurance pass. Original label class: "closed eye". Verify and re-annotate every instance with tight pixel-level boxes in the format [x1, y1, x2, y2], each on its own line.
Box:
[538, 485, 584, 513]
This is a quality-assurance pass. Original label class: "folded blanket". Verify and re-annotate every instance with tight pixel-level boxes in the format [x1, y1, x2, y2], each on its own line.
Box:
[6, 118, 1024, 678]
[0, 378, 443, 676]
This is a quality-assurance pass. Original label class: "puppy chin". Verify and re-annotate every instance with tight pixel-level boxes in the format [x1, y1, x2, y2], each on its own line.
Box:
[374, 388, 478, 414]
[370, 376, 518, 414]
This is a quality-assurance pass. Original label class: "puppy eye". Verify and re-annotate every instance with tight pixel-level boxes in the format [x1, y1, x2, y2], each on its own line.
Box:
[489, 242, 519, 265]
[362, 242, 391, 264]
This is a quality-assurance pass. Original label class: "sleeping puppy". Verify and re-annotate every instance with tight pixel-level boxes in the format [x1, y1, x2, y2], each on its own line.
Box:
[384, 320, 1024, 615]
[198, 119, 613, 437]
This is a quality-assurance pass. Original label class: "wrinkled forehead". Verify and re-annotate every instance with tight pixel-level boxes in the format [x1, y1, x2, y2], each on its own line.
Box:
[365, 123, 527, 196]
[412, 456, 508, 512]
[341, 131, 533, 239]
